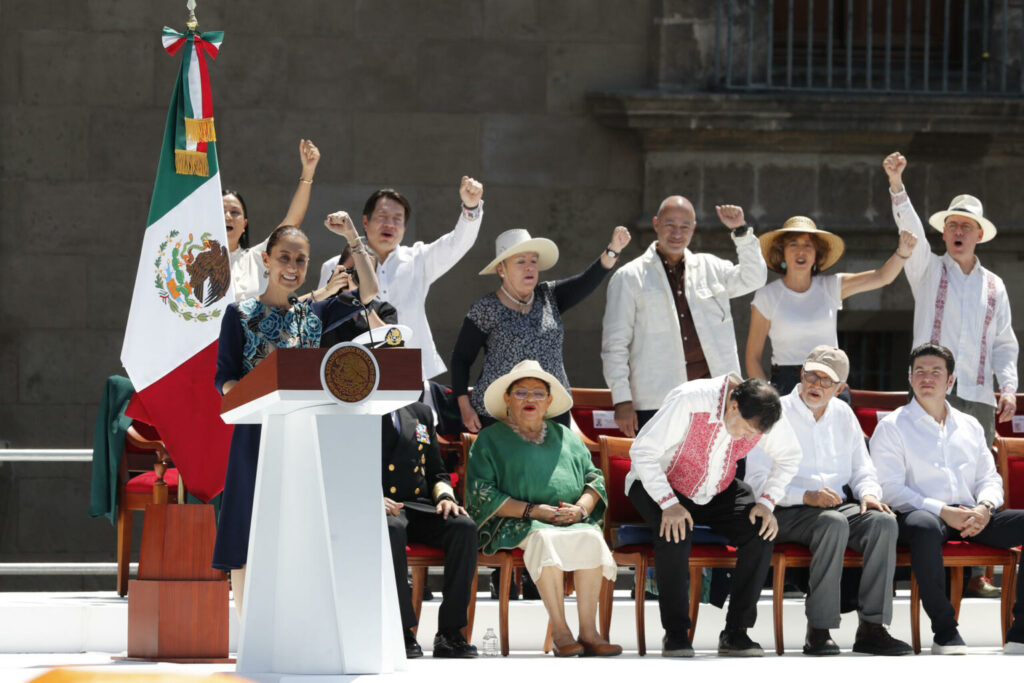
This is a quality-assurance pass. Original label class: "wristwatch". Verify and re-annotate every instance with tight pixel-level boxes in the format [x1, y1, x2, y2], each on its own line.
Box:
[731, 225, 752, 239]
[604, 248, 619, 259]
[578, 508, 590, 523]
[980, 500, 996, 512]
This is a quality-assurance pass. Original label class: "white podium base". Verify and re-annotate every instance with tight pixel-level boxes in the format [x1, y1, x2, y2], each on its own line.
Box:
[237, 407, 406, 678]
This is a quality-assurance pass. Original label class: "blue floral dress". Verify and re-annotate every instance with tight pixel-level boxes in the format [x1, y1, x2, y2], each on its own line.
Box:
[212, 296, 358, 570]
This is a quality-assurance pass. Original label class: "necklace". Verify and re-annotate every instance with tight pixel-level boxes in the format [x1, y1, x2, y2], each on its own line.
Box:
[500, 285, 534, 313]
[508, 419, 547, 445]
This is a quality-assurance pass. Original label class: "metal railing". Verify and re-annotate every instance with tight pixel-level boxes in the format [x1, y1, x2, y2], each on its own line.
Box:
[713, 0, 1024, 95]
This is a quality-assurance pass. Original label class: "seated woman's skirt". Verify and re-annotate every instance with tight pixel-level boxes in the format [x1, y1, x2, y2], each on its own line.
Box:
[520, 526, 616, 581]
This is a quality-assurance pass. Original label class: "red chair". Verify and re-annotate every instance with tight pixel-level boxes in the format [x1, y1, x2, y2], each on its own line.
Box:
[849, 389, 908, 438]
[995, 437, 1024, 509]
[408, 542, 479, 642]
[569, 388, 625, 453]
[993, 393, 1024, 440]
[116, 420, 180, 597]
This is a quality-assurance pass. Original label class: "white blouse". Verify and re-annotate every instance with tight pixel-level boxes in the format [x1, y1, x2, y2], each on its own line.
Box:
[229, 237, 268, 303]
[751, 274, 843, 366]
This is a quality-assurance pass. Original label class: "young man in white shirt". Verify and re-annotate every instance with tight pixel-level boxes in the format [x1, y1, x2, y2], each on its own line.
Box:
[746, 346, 911, 656]
[601, 197, 767, 437]
[870, 343, 1024, 655]
[628, 376, 800, 657]
[319, 177, 484, 383]
[882, 153, 1018, 447]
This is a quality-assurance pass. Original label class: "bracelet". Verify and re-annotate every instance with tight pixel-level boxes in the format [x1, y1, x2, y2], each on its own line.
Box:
[896, 252, 911, 259]
[299, 178, 313, 185]
[521, 503, 534, 520]
[461, 201, 483, 221]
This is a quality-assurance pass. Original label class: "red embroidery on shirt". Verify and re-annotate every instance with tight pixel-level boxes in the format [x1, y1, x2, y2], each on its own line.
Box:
[892, 193, 908, 207]
[930, 263, 948, 344]
[665, 412, 719, 497]
[760, 493, 776, 506]
[716, 435, 762, 495]
[976, 272, 997, 386]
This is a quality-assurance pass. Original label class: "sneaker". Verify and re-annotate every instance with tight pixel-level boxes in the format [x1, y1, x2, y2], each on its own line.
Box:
[662, 632, 695, 658]
[404, 629, 423, 659]
[803, 627, 839, 656]
[718, 628, 764, 657]
[964, 575, 1001, 598]
[931, 629, 968, 655]
[852, 621, 912, 656]
[433, 630, 478, 658]
[1005, 640, 1024, 655]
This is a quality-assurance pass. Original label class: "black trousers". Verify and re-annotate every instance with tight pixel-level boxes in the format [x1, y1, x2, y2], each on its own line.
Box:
[386, 507, 478, 634]
[628, 479, 775, 634]
[897, 508, 1024, 640]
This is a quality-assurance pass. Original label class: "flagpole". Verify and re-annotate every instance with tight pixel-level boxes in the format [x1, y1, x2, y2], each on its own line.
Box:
[186, 0, 198, 31]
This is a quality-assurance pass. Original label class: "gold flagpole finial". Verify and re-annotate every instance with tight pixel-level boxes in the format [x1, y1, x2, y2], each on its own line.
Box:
[186, 0, 198, 31]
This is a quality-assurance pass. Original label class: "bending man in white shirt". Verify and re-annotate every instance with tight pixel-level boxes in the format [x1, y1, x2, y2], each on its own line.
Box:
[882, 152, 1018, 445]
[870, 343, 1024, 655]
[319, 177, 484, 383]
[628, 376, 799, 657]
[746, 346, 911, 656]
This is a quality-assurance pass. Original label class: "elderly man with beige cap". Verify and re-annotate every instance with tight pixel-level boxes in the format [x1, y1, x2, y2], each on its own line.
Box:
[745, 345, 911, 656]
[883, 152, 1018, 447]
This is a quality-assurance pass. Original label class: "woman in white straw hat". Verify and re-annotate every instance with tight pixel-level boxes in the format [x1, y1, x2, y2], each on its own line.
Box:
[745, 216, 917, 395]
[466, 360, 621, 657]
[450, 225, 630, 432]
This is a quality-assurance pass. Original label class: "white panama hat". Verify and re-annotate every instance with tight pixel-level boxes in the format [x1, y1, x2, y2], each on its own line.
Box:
[479, 229, 559, 275]
[928, 194, 997, 243]
[483, 359, 573, 419]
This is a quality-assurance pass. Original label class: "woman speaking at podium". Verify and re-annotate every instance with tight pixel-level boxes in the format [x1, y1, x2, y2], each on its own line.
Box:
[212, 213, 375, 616]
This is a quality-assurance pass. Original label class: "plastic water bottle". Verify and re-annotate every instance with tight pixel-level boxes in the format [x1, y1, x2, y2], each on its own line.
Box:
[481, 627, 499, 656]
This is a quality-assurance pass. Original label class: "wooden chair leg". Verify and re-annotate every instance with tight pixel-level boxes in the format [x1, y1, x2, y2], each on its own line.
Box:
[464, 568, 479, 643]
[772, 553, 786, 655]
[636, 557, 648, 656]
[116, 506, 133, 598]
[910, 575, 921, 654]
[687, 567, 701, 645]
[599, 576, 614, 640]
[542, 619, 554, 653]
[410, 566, 427, 637]
[950, 567, 964, 621]
[498, 559, 513, 656]
[1003, 557, 1019, 643]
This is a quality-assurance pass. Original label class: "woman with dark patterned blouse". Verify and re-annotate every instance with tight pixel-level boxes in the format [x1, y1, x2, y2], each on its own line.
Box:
[451, 226, 631, 432]
[212, 220, 366, 617]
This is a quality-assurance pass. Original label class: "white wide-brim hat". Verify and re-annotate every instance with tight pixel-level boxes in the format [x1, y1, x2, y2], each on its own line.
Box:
[758, 216, 846, 274]
[479, 229, 559, 275]
[928, 194, 997, 243]
[483, 359, 573, 419]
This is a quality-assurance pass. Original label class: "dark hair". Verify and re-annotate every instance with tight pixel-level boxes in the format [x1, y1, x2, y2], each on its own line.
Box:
[362, 188, 412, 222]
[768, 232, 830, 274]
[222, 189, 250, 249]
[731, 378, 782, 432]
[507, 377, 551, 395]
[265, 224, 309, 254]
[909, 343, 955, 375]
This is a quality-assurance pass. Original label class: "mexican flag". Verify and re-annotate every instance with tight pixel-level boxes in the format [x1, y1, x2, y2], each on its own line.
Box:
[120, 26, 233, 502]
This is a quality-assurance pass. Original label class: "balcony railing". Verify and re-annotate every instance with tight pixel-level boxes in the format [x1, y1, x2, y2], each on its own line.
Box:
[713, 0, 1024, 95]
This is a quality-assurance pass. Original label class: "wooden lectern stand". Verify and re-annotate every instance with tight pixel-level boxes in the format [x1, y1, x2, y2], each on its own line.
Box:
[221, 345, 421, 682]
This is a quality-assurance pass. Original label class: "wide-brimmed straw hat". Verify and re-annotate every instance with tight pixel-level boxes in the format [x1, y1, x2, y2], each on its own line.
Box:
[479, 229, 559, 275]
[483, 359, 573, 419]
[758, 216, 846, 274]
[928, 194, 997, 243]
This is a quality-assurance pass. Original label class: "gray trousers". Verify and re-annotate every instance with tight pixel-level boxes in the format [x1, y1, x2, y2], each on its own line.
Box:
[774, 503, 898, 629]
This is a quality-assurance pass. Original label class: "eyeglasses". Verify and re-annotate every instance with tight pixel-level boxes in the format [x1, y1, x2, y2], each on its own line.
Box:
[511, 389, 549, 401]
[801, 371, 836, 389]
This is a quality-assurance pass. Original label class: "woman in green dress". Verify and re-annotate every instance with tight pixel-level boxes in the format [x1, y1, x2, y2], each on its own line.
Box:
[466, 360, 620, 657]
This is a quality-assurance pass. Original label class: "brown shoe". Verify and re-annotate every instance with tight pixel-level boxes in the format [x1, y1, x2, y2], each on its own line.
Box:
[578, 637, 623, 657]
[552, 636, 584, 657]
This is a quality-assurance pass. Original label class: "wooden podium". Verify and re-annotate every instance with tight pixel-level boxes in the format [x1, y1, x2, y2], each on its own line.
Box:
[220, 344, 422, 681]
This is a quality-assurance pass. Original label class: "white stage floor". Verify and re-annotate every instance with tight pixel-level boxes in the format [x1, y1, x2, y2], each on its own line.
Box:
[0, 589, 1018, 682]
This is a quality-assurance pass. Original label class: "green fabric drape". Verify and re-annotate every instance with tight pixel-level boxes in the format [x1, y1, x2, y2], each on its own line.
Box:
[88, 376, 135, 525]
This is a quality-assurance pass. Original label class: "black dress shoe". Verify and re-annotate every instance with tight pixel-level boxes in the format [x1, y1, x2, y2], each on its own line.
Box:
[404, 630, 423, 659]
[433, 630, 479, 658]
[803, 627, 840, 656]
[718, 628, 763, 657]
[852, 621, 912, 656]
[662, 632, 695, 658]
